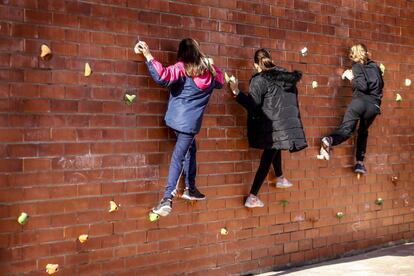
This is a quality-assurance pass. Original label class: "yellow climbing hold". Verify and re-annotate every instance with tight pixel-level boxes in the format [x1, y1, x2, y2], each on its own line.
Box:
[379, 63, 385, 75]
[220, 228, 228, 235]
[45, 264, 59, 275]
[224, 72, 236, 84]
[109, 200, 119, 213]
[311, 81, 318, 88]
[84, 63, 92, 77]
[405, 79, 411, 87]
[40, 44, 52, 60]
[395, 93, 402, 102]
[78, 234, 89, 243]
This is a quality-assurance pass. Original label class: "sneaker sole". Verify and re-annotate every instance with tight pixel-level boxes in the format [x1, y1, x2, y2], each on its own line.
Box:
[152, 206, 172, 217]
[244, 203, 264, 208]
[181, 194, 206, 201]
[276, 184, 293, 189]
[354, 169, 366, 174]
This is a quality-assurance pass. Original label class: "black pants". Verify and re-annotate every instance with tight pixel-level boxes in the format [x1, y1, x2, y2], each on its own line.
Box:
[250, 149, 283, 196]
[329, 98, 380, 161]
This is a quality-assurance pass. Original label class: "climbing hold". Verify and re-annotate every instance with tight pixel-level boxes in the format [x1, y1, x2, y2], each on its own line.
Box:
[336, 212, 345, 219]
[40, 44, 52, 60]
[78, 234, 89, 243]
[84, 63, 92, 77]
[375, 198, 384, 206]
[124, 94, 136, 105]
[300, 47, 308, 56]
[220, 228, 228, 235]
[45, 264, 59, 275]
[379, 63, 385, 75]
[280, 199, 289, 207]
[395, 93, 402, 102]
[17, 212, 29, 225]
[311, 81, 318, 88]
[391, 176, 398, 183]
[109, 200, 119, 213]
[224, 72, 236, 84]
[148, 212, 159, 222]
[405, 79, 411, 87]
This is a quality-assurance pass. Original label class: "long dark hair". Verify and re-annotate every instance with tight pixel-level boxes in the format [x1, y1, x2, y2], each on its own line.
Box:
[254, 48, 276, 71]
[177, 38, 216, 77]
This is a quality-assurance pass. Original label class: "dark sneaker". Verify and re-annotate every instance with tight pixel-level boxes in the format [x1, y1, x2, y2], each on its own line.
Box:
[152, 198, 172, 216]
[354, 163, 367, 174]
[181, 187, 206, 201]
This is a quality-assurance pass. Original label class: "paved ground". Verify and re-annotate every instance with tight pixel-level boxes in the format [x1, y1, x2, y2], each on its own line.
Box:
[257, 242, 414, 276]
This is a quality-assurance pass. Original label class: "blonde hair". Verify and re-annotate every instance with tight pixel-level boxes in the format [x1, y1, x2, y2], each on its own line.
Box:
[349, 43, 368, 64]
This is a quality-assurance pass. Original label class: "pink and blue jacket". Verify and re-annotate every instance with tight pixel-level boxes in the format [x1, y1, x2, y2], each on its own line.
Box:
[145, 58, 224, 134]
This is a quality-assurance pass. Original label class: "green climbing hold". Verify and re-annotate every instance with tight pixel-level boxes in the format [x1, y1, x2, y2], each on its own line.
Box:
[17, 212, 29, 225]
[280, 200, 289, 207]
[336, 211, 345, 219]
[124, 94, 136, 105]
[149, 212, 159, 222]
[375, 198, 384, 206]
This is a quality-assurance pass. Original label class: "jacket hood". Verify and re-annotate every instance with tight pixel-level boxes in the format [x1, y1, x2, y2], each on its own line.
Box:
[354, 59, 377, 68]
[260, 68, 302, 85]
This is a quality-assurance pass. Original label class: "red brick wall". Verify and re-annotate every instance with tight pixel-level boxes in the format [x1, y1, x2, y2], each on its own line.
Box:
[1, 0, 414, 275]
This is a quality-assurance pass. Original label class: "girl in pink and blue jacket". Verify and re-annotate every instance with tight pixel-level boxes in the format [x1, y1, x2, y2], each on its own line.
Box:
[135, 38, 224, 216]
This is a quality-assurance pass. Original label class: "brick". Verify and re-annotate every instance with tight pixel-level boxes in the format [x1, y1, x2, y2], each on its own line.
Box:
[0, 1, 413, 275]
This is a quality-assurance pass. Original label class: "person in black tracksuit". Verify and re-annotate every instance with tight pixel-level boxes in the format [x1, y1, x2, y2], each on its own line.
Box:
[229, 49, 308, 208]
[320, 43, 384, 174]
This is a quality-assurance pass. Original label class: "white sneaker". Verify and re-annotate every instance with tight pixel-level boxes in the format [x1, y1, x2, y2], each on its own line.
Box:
[276, 177, 293, 189]
[320, 136, 332, 160]
[244, 194, 264, 208]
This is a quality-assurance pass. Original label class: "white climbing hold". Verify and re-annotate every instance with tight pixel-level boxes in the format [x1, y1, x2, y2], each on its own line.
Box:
[300, 47, 308, 56]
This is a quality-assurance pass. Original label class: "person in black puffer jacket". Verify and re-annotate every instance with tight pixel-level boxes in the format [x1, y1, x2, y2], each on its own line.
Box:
[229, 49, 308, 208]
[319, 43, 384, 175]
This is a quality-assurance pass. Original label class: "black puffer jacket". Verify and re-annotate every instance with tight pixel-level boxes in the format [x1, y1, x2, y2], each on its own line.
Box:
[236, 67, 308, 152]
[351, 59, 384, 105]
